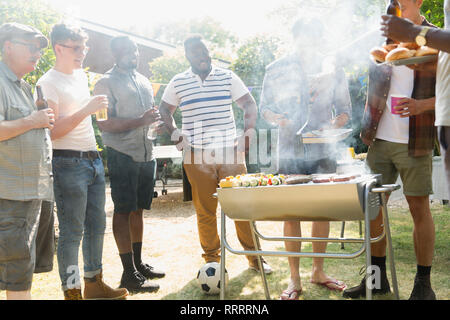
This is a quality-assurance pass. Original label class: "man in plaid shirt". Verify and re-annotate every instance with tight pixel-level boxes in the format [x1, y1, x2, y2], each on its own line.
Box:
[344, 0, 437, 300]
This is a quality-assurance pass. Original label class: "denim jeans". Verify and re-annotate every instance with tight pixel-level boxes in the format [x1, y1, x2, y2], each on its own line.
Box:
[53, 156, 106, 290]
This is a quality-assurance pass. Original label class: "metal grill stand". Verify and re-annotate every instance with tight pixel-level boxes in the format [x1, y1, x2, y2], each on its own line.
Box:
[217, 180, 400, 300]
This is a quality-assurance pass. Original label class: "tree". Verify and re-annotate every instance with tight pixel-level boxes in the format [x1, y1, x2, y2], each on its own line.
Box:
[149, 16, 237, 51]
[422, 0, 444, 28]
[230, 35, 281, 129]
[0, 0, 60, 86]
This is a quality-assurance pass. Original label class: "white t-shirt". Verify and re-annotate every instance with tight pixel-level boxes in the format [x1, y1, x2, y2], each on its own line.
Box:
[375, 65, 414, 144]
[162, 66, 249, 149]
[435, 0, 450, 127]
[37, 68, 97, 151]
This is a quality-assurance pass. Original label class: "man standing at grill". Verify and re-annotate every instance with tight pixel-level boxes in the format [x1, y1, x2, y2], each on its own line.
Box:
[37, 23, 128, 300]
[93, 36, 165, 294]
[344, 0, 438, 300]
[260, 18, 351, 299]
[0, 22, 54, 300]
[159, 35, 273, 274]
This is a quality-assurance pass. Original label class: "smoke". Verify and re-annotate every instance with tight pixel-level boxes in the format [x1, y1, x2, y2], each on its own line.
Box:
[171, 1, 387, 177]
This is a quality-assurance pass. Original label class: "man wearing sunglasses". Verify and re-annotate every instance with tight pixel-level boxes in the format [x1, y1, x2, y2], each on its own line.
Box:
[0, 22, 54, 300]
[37, 24, 128, 300]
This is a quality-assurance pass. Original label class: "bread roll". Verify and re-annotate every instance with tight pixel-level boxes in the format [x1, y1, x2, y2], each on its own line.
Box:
[370, 47, 389, 63]
[383, 43, 399, 52]
[415, 46, 439, 57]
[386, 47, 415, 61]
[399, 42, 420, 50]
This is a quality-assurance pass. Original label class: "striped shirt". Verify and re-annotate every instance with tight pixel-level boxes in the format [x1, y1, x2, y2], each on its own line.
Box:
[162, 66, 249, 149]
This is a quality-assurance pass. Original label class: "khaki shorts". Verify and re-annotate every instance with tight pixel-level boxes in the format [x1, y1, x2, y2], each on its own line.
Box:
[0, 199, 41, 291]
[366, 139, 433, 196]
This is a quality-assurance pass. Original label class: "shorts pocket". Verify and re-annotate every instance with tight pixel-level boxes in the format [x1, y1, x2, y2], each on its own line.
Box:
[0, 217, 31, 262]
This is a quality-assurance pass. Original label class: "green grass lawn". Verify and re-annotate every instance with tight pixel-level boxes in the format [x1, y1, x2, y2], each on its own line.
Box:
[1, 199, 448, 300]
[166, 203, 449, 301]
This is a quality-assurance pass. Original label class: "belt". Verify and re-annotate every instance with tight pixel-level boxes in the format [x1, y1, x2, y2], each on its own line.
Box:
[53, 149, 100, 160]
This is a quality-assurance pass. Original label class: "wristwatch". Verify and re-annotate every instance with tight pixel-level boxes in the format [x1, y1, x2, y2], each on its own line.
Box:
[415, 26, 430, 47]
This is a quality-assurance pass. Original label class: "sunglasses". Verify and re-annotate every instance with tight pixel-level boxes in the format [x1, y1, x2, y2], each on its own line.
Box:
[57, 43, 90, 55]
[10, 40, 44, 55]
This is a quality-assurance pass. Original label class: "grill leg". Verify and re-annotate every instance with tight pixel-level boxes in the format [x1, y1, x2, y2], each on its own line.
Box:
[364, 203, 373, 300]
[250, 221, 270, 300]
[220, 210, 227, 300]
[340, 221, 345, 249]
[381, 193, 400, 300]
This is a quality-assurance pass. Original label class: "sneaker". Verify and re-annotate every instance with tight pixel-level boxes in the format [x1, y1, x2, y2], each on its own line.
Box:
[84, 272, 129, 300]
[136, 263, 166, 279]
[408, 275, 436, 300]
[249, 259, 273, 275]
[64, 288, 83, 300]
[119, 271, 160, 293]
[343, 267, 391, 299]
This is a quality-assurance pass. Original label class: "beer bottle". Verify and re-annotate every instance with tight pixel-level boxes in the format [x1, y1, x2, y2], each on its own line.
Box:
[36, 85, 48, 110]
[386, 0, 402, 44]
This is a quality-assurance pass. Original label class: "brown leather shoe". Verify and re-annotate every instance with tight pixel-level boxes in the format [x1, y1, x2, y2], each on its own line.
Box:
[64, 288, 83, 300]
[84, 272, 129, 300]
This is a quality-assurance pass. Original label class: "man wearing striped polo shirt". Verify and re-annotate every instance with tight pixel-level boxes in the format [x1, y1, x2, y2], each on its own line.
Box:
[160, 35, 272, 274]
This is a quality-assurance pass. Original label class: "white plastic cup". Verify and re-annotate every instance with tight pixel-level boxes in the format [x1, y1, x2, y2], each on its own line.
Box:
[147, 121, 162, 140]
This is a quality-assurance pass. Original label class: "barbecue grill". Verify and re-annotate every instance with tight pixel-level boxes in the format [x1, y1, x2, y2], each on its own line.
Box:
[216, 174, 400, 300]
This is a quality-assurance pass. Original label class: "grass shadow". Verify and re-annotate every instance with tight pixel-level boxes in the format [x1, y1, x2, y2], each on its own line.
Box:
[161, 269, 262, 300]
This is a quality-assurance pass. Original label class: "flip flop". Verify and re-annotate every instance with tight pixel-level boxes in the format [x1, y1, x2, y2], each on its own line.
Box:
[310, 279, 346, 291]
[279, 288, 302, 300]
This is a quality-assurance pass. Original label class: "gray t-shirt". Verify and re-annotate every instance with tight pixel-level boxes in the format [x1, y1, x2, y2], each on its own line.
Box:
[93, 65, 155, 162]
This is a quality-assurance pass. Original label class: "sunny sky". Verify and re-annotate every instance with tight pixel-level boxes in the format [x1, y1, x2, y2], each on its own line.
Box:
[44, 0, 283, 41]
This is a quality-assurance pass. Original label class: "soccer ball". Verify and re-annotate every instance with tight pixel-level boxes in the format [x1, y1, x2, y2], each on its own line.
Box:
[196, 262, 228, 295]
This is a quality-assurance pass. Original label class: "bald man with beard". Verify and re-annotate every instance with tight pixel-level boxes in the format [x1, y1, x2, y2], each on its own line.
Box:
[93, 36, 165, 294]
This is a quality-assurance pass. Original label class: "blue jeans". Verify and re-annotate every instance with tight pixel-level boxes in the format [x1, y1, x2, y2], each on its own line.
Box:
[53, 156, 106, 290]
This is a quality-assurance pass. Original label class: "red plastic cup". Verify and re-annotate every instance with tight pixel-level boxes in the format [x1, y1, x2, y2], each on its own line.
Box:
[391, 95, 407, 115]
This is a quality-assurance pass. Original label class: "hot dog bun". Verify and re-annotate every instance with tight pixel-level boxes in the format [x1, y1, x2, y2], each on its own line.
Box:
[385, 47, 415, 61]
[370, 47, 389, 63]
[399, 42, 420, 50]
[383, 43, 398, 52]
[415, 46, 439, 57]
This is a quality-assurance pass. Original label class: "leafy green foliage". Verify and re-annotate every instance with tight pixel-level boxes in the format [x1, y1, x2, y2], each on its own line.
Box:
[0, 0, 60, 87]
[422, 0, 445, 28]
[149, 16, 237, 50]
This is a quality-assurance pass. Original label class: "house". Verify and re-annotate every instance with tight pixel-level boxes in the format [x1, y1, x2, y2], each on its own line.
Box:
[79, 18, 176, 78]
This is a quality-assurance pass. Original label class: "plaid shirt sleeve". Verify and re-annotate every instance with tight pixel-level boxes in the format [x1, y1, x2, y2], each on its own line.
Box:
[361, 19, 437, 157]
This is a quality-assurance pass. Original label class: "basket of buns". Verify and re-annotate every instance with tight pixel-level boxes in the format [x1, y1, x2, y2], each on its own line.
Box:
[370, 42, 438, 66]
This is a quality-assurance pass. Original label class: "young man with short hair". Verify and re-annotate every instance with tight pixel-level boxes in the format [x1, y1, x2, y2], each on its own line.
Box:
[38, 23, 128, 300]
[344, 0, 438, 300]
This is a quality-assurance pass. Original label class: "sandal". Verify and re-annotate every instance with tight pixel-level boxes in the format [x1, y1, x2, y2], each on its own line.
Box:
[310, 279, 346, 291]
[279, 288, 302, 300]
